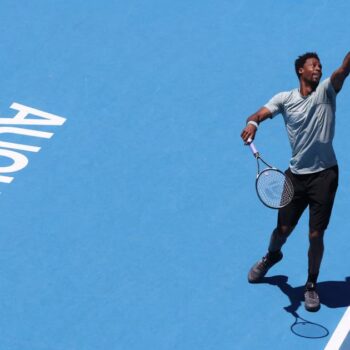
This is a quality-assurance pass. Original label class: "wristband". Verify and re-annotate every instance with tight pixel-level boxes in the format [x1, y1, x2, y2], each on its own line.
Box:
[247, 120, 258, 129]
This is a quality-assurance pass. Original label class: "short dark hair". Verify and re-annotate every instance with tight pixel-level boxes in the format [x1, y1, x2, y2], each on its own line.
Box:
[295, 52, 320, 78]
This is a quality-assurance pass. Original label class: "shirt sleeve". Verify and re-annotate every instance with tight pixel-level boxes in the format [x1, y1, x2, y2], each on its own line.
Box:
[321, 77, 337, 103]
[264, 92, 286, 118]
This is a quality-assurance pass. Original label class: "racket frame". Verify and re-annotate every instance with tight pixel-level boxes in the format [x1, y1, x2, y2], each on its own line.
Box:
[247, 140, 294, 209]
[255, 167, 293, 209]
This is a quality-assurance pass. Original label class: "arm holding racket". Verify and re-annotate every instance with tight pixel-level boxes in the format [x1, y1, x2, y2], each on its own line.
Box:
[241, 105, 294, 209]
[240, 107, 272, 144]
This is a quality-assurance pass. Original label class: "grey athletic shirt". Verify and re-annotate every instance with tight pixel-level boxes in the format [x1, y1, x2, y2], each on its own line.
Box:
[264, 78, 337, 174]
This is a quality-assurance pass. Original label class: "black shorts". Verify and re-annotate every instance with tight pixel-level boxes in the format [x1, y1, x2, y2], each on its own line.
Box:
[278, 165, 339, 231]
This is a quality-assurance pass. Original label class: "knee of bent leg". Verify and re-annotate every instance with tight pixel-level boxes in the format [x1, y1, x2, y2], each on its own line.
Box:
[277, 225, 294, 236]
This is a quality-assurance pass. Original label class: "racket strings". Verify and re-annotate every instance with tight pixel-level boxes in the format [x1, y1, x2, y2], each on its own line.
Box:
[256, 169, 294, 208]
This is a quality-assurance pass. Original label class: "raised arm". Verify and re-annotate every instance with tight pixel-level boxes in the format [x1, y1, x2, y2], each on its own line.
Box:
[240, 107, 272, 143]
[330, 52, 350, 93]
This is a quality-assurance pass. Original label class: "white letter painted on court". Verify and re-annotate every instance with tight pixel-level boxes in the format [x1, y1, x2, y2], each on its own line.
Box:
[0, 103, 67, 185]
[0, 103, 66, 125]
[0, 149, 29, 183]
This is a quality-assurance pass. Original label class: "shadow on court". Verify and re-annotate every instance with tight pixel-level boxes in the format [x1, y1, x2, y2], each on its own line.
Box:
[261, 275, 350, 311]
[258, 276, 350, 338]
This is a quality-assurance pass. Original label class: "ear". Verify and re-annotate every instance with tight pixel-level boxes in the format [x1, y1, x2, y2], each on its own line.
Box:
[298, 67, 304, 76]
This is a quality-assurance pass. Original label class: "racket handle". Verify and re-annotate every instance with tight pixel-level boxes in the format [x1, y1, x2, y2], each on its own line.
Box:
[247, 138, 259, 157]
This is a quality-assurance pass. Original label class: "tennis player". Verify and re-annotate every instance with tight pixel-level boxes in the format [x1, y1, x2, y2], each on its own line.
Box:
[241, 52, 350, 312]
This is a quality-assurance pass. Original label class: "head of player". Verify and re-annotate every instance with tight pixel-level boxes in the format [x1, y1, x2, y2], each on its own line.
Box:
[295, 52, 322, 89]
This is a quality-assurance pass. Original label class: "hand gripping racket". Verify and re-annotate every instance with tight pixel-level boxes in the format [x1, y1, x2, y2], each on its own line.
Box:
[246, 139, 294, 209]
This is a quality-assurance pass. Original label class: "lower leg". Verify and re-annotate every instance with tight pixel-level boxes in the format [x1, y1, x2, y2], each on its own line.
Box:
[304, 229, 324, 312]
[307, 229, 325, 285]
[247, 225, 294, 283]
[268, 225, 294, 257]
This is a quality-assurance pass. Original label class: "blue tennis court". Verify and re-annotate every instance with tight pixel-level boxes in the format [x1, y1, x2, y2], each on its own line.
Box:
[0, 1, 349, 349]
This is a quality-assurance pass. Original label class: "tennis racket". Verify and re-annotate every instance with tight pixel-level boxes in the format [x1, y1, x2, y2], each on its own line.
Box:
[246, 139, 294, 209]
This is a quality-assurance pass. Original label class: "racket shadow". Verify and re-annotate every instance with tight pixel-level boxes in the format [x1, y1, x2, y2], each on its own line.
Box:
[259, 275, 350, 338]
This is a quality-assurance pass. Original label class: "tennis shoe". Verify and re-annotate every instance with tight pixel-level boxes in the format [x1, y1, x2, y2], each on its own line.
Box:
[248, 251, 283, 283]
[304, 282, 320, 312]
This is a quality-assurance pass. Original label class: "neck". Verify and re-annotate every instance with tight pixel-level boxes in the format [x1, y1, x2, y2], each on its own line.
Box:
[299, 79, 318, 96]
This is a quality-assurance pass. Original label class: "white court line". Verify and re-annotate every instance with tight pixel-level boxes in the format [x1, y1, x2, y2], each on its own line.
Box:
[324, 307, 350, 350]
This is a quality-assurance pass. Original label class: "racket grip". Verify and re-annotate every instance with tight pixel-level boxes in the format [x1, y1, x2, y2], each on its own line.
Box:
[247, 138, 259, 156]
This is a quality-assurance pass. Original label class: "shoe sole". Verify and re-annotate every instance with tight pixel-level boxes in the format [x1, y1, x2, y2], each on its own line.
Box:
[248, 276, 264, 283]
[305, 304, 320, 312]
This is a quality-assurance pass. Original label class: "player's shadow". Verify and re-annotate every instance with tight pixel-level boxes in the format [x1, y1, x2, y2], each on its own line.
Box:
[261, 275, 350, 311]
[259, 275, 350, 338]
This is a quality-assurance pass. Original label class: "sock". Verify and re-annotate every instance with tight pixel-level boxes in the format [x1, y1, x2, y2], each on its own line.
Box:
[306, 273, 319, 289]
[267, 250, 282, 262]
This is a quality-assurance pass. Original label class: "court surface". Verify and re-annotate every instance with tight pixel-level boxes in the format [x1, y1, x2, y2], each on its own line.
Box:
[0, 1, 349, 349]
